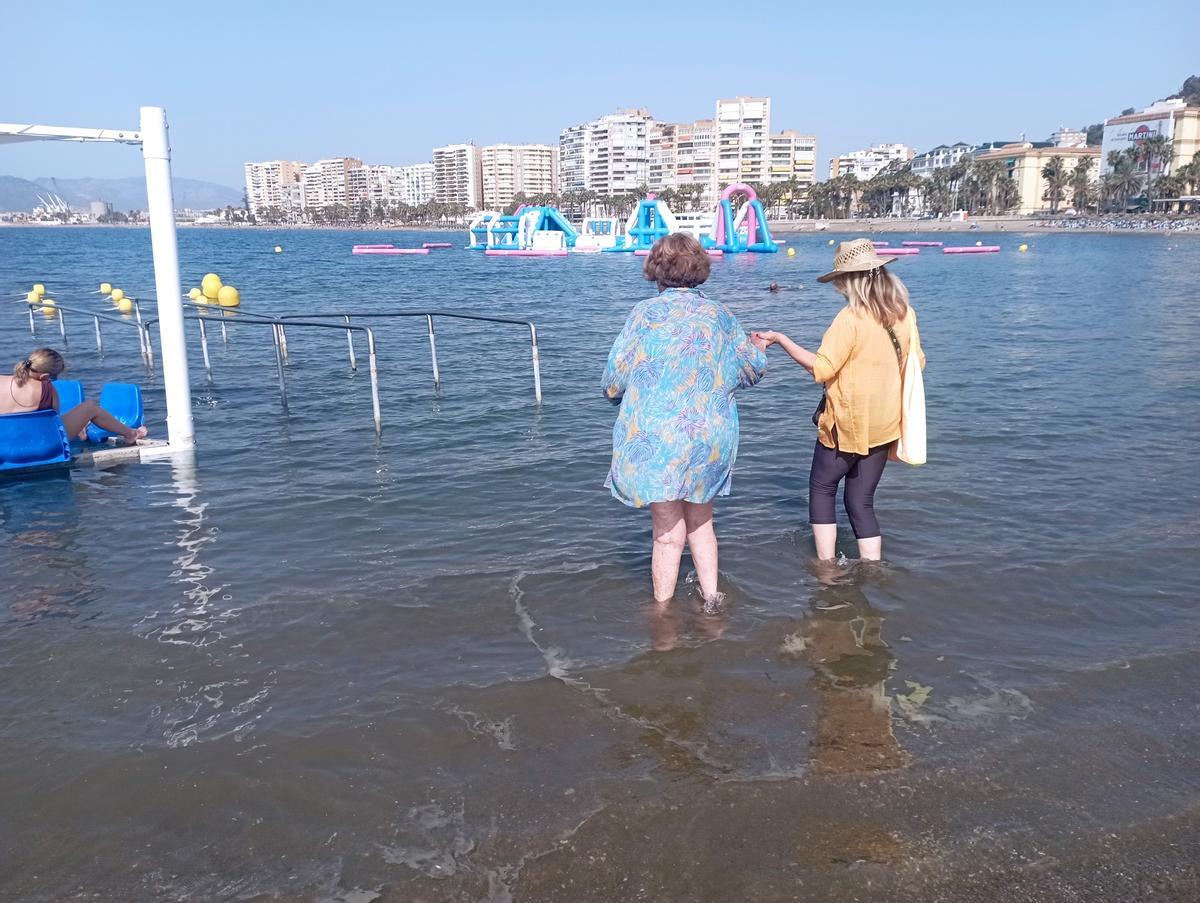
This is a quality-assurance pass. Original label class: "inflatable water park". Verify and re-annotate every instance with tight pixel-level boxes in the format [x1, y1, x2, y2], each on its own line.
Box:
[462, 182, 780, 256]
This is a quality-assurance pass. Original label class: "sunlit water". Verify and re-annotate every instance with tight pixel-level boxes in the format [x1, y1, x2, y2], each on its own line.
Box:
[1, 226, 1198, 900]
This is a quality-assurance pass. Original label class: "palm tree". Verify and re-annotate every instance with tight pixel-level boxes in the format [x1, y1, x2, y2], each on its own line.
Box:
[1040, 156, 1070, 213]
[1135, 134, 1173, 209]
[1105, 149, 1142, 211]
[1069, 157, 1094, 213]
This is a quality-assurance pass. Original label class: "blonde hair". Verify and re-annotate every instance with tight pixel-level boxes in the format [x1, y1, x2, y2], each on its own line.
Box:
[13, 348, 65, 385]
[832, 267, 910, 328]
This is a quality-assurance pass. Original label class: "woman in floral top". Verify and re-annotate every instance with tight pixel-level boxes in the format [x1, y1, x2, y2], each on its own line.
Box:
[602, 234, 768, 604]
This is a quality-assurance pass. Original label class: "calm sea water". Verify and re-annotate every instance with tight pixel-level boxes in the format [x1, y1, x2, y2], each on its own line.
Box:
[1, 226, 1198, 901]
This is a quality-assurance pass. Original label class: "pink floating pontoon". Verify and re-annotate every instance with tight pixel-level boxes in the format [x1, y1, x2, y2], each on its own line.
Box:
[352, 244, 394, 249]
[352, 247, 430, 255]
[902, 241, 943, 247]
[871, 241, 889, 247]
[706, 249, 724, 257]
[422, 242, 453, 249]
[943, 246, 1000, 254]
[881, 247, 920, 255]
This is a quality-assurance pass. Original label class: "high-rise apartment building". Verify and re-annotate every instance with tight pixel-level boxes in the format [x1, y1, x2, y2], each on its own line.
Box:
[675, 119, 716, 193]
[364, 163, 435, 208]
[715, 97, 771, 186]
[432, 144, 483, 209]
[768, 130, 818, 189]
[479, 144, 558, 209]
[827, 144, 915, 180]
[301, 157, 365, 209]
[559, 108, 654, 196]
[243, 160, 307, 217]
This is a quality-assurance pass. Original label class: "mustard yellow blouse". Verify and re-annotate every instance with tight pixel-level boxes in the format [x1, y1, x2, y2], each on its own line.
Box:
[812, 305, 925, 455]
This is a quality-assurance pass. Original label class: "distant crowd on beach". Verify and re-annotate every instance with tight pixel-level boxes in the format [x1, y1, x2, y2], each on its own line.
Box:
[1032, 216, 1200, 233]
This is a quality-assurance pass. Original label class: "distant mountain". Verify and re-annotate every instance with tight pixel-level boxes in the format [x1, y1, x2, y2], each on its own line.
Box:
[0, 175, 243, 212]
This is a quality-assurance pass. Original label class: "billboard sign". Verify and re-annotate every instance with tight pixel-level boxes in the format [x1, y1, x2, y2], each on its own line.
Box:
[1101, 114, 1176, 173]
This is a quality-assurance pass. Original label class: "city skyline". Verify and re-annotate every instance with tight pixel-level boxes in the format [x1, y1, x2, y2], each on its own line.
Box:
[3, 1, 1197, 187]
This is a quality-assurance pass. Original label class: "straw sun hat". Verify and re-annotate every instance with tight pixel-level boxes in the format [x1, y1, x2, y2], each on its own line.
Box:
[817, 238, 898, 283]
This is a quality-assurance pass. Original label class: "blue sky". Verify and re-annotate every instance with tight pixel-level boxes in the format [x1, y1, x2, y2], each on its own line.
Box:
[2, 0, 1196, 187]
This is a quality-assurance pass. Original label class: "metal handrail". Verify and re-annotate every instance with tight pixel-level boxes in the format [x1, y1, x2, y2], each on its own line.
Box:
[276, 310, 542, 402]
[24, 301, 155, 367]
[145, 313, 382, 434]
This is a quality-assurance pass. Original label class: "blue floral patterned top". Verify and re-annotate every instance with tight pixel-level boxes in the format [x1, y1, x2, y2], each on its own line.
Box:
[602, 288, 767, 508]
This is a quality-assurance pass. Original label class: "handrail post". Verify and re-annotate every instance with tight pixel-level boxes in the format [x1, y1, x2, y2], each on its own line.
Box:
[132, 299, 148, 358]
[220, 316, 229, 344]
[272, 323, 288, 411]
[27, 305, 35, 335]
[278, 324, 289, 363]
[343, 315, 357, 370]
[93, 316, 103, 354]
[426, 314, 440, 388]
[366, 327, 382, 435]
[58, 308, 67, 342]
[197, 317, 213, 383]
[142, 325, 155, 369]
[529, 324, 543, 404]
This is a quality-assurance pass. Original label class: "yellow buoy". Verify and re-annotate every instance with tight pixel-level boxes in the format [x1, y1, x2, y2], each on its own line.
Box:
[40, 298, 57, 316]
[187, 287, 202, 300]
[1018, 243, 1029, 252]
[99, 282, 112, 294]
[110, 288, 125, 302]
[274, 246, 283, 253]
[787, 247, 796, 257]
[975, 240, 983, 247]
[32, 283, 46, 297]
[201, 273, 223, 299]
[26, 290, 40, 303]
[194, 295, 210, 305]
[828, 239, 835, 245]
[217, 285, 241, 307]
[115, 297, 133, 314]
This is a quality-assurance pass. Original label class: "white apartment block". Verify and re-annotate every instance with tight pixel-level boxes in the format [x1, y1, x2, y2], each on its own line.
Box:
[433, 143, 483, 209]
[365, 163, 435, 208]
[768, 130, 817, 189]
[715, 96, 771, 186]
[480, 144, 558, 209]
[559, 108, 654, 196]
[243, 160, 307, 217]
[828, 144, 915, 180]
[301, 157, 365, 209]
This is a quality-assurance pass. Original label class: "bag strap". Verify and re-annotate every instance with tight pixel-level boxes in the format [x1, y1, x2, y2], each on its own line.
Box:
[885, 324, 903, 372]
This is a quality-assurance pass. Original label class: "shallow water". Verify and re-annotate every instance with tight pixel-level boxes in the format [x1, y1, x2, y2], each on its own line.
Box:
[1, 226, 1198, 901]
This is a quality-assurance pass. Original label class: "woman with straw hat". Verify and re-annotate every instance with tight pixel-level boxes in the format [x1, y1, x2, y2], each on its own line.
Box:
[753, 238, 925, 562]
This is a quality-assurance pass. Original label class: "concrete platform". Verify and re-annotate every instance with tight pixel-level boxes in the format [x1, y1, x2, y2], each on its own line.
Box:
[72, 439, 170, 468]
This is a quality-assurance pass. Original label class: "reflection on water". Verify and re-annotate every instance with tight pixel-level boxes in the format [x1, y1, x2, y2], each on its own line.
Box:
[799, 577, 908, 774]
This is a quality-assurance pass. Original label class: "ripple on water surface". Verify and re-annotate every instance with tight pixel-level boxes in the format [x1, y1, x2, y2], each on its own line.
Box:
[1, 227, 1198, 899]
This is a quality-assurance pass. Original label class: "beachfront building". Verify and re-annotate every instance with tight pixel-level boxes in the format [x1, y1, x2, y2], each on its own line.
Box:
[715, 96, 771, 186]
[973, 143, 1101, 215]
[768, 129, 818, 190]
[479, 144, 558, 210]
[364, 163, 435, 208]
[432, 143, 483, 209]
[558, 108, 654, 196]
[828, 144, 915, 181]
[243, 160, 307, 217]
[1100, 98, 1200, 178]
[300, 158, 365, 210]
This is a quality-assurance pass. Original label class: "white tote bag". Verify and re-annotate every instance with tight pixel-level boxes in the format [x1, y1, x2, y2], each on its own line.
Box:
[893, 317, 926, 465]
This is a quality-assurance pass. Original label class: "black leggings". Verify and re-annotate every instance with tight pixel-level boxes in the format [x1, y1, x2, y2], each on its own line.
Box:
[809, 441, 890, 539]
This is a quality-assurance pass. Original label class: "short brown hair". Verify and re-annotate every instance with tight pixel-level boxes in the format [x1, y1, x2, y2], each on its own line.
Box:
[643, 233, 711, 290]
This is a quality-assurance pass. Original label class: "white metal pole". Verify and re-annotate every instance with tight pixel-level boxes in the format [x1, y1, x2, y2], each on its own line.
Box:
[140, 106, 195, 449]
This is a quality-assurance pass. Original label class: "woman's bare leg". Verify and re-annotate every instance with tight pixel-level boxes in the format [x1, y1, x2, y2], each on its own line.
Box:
[682, 500, 719, 599]
[650, 501, 687, 603]
[856, 536, 882, 561]
[812, 523, 838, 561]
[61, 400, 146, 444]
